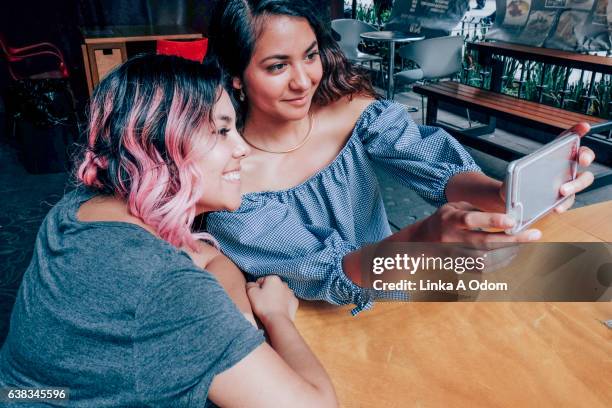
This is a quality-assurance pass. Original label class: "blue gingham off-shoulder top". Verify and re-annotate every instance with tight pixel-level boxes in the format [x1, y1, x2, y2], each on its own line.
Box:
[207, 100, 482, 314]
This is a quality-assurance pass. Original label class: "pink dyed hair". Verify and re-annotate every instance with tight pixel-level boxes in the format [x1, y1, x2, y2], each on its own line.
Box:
[76, 54, 224, 251]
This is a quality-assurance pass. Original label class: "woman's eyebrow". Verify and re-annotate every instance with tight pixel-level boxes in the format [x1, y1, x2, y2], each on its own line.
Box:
[304, 41, 318, 53]
[259, 41, 318, 64]
[215, 114, 233, 124]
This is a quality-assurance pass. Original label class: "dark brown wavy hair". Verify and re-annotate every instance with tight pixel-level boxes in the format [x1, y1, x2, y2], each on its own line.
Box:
[208, 0, 378, 118]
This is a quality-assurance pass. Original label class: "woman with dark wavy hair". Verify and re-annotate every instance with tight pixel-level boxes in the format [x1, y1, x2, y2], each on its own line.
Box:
[0, 54, 337, 407]
[207, 0, 595, 314]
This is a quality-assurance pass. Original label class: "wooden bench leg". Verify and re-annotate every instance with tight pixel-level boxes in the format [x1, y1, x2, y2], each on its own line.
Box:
[425, 97, 438, 125]
[455, 115, 497, 137]
[425, 98, 497, 138]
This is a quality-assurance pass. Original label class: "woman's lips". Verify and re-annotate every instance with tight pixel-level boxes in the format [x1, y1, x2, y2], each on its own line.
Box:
[284, 95, 309, 106]
[221, 170, 241, 183]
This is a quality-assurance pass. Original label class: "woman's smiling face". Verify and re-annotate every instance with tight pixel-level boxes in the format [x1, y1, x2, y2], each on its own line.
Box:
[194, 89, 250, 214]
[239, 15, 323, 121]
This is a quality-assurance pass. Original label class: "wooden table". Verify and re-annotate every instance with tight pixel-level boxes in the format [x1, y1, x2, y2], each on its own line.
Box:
[468, 42, 612, 76]
[295, 201, 612, 408]
[80, 25, 202, 95]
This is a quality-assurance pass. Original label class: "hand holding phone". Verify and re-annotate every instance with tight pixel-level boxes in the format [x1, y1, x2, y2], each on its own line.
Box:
[504, 121, 609, 234]
[503, 121, 612, 234]
[504, 134, 580, 234]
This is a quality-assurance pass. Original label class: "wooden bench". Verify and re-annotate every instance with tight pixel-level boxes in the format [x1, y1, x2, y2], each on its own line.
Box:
[413, 81, 612, 189]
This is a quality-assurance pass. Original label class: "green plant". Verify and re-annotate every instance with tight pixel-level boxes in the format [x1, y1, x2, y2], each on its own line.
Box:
[379, 9, 391, 25]
[591, 76, 612, 118]
[353, 1, 391, 26]
[355, 2, 375, 25]
[468, 55, 612, 119]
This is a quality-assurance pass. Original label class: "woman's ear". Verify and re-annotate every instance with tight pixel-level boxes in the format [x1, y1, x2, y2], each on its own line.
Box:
[232, 77, 242, 90]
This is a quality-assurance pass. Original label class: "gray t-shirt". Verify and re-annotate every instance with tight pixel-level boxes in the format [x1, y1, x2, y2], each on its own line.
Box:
[0, 187, 264, 407]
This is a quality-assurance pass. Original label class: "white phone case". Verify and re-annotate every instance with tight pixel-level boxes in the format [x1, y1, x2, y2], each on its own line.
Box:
[505, 133, 580, 235]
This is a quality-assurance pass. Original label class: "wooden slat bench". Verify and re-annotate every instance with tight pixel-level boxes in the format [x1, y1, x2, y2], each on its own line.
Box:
[413, 81, 612, 189]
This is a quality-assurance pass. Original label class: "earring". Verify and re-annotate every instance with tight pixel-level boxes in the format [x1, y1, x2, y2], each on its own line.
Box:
[239, 89, 245, 102]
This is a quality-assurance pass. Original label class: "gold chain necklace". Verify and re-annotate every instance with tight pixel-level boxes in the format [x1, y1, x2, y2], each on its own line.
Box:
[243, 112, 314, 154]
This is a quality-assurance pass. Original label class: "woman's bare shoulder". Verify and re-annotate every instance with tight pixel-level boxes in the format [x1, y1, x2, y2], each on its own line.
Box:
[321, 94, 376, 118]
[314, 95, 377, 134]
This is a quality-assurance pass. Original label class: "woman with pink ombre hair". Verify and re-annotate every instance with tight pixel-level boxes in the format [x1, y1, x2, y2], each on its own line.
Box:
[0, 54, 338, 408]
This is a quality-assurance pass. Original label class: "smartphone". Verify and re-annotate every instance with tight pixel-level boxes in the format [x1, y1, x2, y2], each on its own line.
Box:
[504, 133, 580, 235]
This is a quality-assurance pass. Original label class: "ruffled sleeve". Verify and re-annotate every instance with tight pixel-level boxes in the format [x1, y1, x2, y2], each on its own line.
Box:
[356, 100, 482, 205]
[207, 196, 397, 315]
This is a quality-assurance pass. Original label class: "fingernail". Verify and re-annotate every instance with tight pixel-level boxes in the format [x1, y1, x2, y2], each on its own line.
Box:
[528, 230, 542, 241]
[503, 216, 515, 227]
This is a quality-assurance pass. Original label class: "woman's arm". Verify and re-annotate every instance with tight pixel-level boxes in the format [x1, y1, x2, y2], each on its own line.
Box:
[345, 122, 597, 287]
[342, 201, 540, 286]
[446, 123, 595, 214]
[445, 171, 505, 213]
[209, 342, 337, 408]
[208, 276, 338, 408]
[184, 242, 253, 319]
[206, 253, 256, 324]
